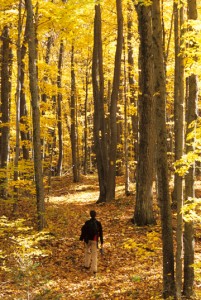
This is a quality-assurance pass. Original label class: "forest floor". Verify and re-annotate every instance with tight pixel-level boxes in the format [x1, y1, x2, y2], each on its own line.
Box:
[0, 174, 201, 300]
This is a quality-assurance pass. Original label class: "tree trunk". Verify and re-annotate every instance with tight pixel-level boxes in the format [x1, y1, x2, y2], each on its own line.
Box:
[83, 57, 90, 175]
[56, 41, 64, 176]
[20, 17, 30, 160]
[123, 41, 130, 195]
[183, 0, 198, 297]
[70, 44, 79, 182]
[0, 25, 12, 198]
[133, 3, 155, 225]
[127, 0, 138, 172]
[172, 2, 185, 297]
[172, 1, 185, 209]
[152, 0, 176, 297]
[25, 0, 45, 231]
[92, 4, 108, 202]
[106, 0, 123, 201]
[13, 0, 22, 210]
[183, 76, 196, 296]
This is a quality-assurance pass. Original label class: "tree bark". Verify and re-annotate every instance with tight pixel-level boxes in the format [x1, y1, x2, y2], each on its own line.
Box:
[13, 0, 23, 210]
[184, 76, 197, 296]
[133, 3, 155, 225]
[25, 0, 45, 231]
[83, 57, 90, 175]
[70, 44, 79, 182]
[152, 0, 176, 297]
[56, 40, 64, 176]
[0, 25, 12, 198]
[20, 17, 30, 160]
[123, 41, 130, 195]
[106, 0, 123, 201]
[172, 2, 185, 297]
[172, 1, 185, 209]
[92, 4, 108, 202]
[127, 0, 138, 171]
[183, 0, 198, 297]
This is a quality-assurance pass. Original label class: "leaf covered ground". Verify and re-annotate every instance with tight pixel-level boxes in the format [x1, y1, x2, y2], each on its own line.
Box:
[0, 175, 201, 299]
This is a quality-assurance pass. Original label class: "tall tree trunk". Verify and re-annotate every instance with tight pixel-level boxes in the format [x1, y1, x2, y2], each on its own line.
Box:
[13, 0, 22, 210]
[20, 17, 30, 160]
[127, 0, 138, 171]
[56, 41, 64, 176]
[172, 1, 185, 208]
[25, 0, 45, 231]
[92, 4, 108, 202]
[133, 3, 155, 225]
[183, 0, 198, 297]
[0, 25, 12, 198]
[183, 79, 197, 299]
[106, 0, 123, 201]
[123, 41, 130, 195]
[70, 44, 79, 182]
[152, 0, 176, 297]
[172, 1, 185, 297]
[83, 57, 90, 175]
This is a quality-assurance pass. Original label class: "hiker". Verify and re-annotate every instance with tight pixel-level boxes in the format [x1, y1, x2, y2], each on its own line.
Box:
[80, 210, 103, 274]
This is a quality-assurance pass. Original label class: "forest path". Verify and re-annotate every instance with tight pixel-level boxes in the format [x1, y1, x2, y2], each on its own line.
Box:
[1, 175, 162, 299]
[40, 174, 163, 300]
[1, 175, 201, 299]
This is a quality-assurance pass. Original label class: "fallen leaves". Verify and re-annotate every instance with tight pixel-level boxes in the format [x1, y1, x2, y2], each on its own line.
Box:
[0, 175, 201, 299]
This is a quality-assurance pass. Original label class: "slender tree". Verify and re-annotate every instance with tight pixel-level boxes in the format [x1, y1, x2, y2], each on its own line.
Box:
[70, 44, 79, 182]
[123, 41, 130, 195]
[83, 55, 90, 175]
[152, 0, 176, 297]
[127, 0, 137, 168]
[56, 40, 64, 176]
[0, 25, 12, 198]
[106, 0, 123, 201]
[172, 1, 185, 297]
[13, 0, 23, 209]
[92, 3, 108, 202]
[20, 16, 30, 160]
[183, 0, 198, 297]
[25, 0, 45, 230]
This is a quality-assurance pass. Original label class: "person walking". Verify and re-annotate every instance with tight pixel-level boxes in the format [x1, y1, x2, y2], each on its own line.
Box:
[80, 210, 103, 275]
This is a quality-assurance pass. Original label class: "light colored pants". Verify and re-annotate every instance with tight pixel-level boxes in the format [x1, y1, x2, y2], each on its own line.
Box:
[84, 241, 97, 273]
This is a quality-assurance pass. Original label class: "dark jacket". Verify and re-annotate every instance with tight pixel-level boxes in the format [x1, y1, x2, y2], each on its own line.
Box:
[80, 218, 103, 245]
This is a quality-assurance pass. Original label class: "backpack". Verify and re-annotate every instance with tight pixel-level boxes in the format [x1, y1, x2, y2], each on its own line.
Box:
[80, 219, 98, 244]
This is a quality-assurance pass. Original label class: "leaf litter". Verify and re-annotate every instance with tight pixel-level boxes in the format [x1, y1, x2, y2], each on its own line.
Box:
[0, 174, 201, 299]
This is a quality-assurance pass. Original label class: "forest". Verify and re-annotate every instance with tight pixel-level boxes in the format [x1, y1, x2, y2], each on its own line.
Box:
[0, 0, 201, 299]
